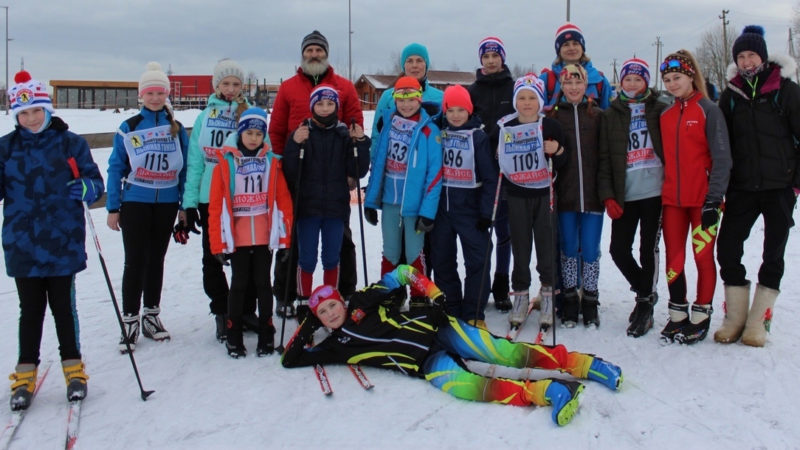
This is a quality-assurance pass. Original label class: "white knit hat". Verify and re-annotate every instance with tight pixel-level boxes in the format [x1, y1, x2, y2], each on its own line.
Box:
[139, 61, 170, 95]
[7, 70, 54, 119]
[213, 58, 244, 88]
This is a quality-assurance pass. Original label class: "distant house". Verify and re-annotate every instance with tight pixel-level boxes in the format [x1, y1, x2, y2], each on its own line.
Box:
[354, 70, 476, 110]
[50, 80, 139, 110]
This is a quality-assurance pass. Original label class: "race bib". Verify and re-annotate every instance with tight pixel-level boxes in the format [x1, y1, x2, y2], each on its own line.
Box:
[626, 103, 662, 171]
[385, 115, 417, 180]
[497, 120, 548, 189]
[199, 106, 237, 164]
[441, 129, 478, 188]
[122, 124, 183, 188]
[233, 156, 269, 217]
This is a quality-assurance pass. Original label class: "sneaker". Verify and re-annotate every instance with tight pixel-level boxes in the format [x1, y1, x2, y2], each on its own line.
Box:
[61, 359, 88, 402]
[119, 314, 140, 353]
[9, 363, 37, 411]
[561, 289, 579, 328]
[581, 291, 600, 327]
[539, 286, 554, 329]
[142, 307, 170, 341]
[492, 273, 511, 312]
[544, 379, 585, 426]
[214, 314, 227, 343]
[675, 304, 713, 345]
[627, 294, 656, 338]
[257, 322, 276, 357]
[661, 301, 690, 343]
[226, 342, 247, 359]
[508, 291, 530, 328]
[587, 357, 623, 391]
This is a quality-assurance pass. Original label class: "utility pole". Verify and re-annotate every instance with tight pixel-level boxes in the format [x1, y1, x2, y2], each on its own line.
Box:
[789, 28, 800, 83]
[3, 6, 8, 115]
[348, 0, 353, 82]
[611, 58, 619, 85]
[653, 36, 663, 92]
[720, 10, 730, 68]
[566, 0, 570, 21]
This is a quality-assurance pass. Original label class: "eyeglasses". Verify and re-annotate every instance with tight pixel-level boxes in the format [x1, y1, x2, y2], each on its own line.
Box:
[309, 285, 336, 310]
[660, 58, 695, 75]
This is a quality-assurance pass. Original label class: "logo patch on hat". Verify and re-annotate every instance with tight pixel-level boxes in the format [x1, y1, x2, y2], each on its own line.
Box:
[17, 89, 33, 105]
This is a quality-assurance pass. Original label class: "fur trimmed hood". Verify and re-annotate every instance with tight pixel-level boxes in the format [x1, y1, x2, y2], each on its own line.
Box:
[726, 53, 797, 81]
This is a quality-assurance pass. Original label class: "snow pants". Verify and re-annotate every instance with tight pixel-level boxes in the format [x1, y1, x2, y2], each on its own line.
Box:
[507, 195, 557, 291]
[608, 196, 662, 297]
[663, 205, 716, 304]
[16, 275, 81, 365]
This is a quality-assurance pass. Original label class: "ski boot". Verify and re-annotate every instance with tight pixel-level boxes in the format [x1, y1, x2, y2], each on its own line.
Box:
[561, 288, 579, 328]
[119, 313, 140, 354]
[660, 301, 690, 343]
[214, 314, 227, 343]
[257, 321, 276, 357]
[675, 303, 712, 345]
[492, 273, 512, 312]
[539, 286, 554, 329]
[62, 359, 88, 402]
[9, 363, 37, 411]
[544, 379, 585, 426]
[508, 290, 530, 329]
[226, 317, 247, 358]
[587, 357, 623, 391]
[581, 290, 600, 327]
[627, 293, 656, 337]
[142, 307, 170, 341]
[276, 299, 296, 319]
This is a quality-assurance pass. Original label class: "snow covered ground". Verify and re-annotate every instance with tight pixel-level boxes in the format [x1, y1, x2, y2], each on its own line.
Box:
[1, 109, 799, 449]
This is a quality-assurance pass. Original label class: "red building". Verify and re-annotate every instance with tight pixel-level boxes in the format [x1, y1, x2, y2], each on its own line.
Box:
[169, 75, 213, 109]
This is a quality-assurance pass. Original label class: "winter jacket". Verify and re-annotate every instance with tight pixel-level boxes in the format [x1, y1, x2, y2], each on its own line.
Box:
[283, 121, 370, 221]
[550, 99, 603, 212]
[106, 107, 189, 211]
[438, 115, 498, 219]
[719, 55, 800, 191]
[660, 91, 731, 207]
[207, 141, 293, 254]
[467, 65, 515, 151]
[497, 114, 568, 198]
[540, 60, 612, 110]
[369, 79, 443, 157]
[268, 66, 363, 155]
[364, 104, 443, 220]
[183, 94, 250, 208]
[598, 90, 668, 206]
[0, 117, 103, 277]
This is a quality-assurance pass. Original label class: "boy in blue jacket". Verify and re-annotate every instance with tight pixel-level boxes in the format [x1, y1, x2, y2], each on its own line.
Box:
[2, 71, 102, 410]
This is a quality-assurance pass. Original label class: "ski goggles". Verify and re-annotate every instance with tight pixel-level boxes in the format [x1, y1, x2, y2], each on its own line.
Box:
[659, 58, 695, 76]
[393, 89, 423, 100]
[309, 285, 345, 315]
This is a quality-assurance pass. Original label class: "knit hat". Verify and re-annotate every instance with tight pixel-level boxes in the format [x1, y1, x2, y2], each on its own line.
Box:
[659, 53, 696, 78]
[7, 71, 54, 119]
[732, 25, 768, 63]
[400, 43, 431, 73]
[302, 30, 329, 55]
[442, 85, 473, 114]
[478, 36, 506, 63]
[559, 63, 588, 84]
[139, 62, 170, 95]
[619, 58, 650, 86]
[237, 107, 268, 135]
[512, 73, 545, 113]
[393, 76, 423, 101]
[309, 285, 345, 317]
[309, 85, 340, 111]
[213, 58, 244, 88]
[554, 22, 585, 56]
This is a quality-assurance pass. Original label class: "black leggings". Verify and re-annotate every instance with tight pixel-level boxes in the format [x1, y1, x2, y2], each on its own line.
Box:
[120, 202, 177, 315]
[16, 275, 81, 364]
[608, 196, 662, 298]
[229, 246, 273, 333]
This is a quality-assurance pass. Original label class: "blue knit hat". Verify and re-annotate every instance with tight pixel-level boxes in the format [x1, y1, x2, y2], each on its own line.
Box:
[237, 107, 268, 135]
[309, 85, 340, 111]
[400, 43, 431, 74]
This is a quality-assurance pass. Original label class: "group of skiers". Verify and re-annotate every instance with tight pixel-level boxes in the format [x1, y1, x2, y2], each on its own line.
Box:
[1, 22, 797, 424]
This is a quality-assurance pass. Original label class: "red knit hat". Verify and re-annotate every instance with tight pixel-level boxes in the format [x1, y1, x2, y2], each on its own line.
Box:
[309, 285, 345, 316]
[442, 85, 473, 114]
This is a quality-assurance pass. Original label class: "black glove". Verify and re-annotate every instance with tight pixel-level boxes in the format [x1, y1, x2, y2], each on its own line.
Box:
[214, 253, 230, 266]
[364, 207, 378, 226]
[172, 222, 189, 244]
[415, 216, 435, 233]
[184, 208, 201, 234]
[701, 201, 720, 230]
[477, 217, 492, 232]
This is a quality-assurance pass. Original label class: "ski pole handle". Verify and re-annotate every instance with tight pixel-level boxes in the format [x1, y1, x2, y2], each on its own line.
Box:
[67, 157, 80, 179]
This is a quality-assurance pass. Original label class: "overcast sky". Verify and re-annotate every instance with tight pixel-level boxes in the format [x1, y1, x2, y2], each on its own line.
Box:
[2, 0, 797, 89]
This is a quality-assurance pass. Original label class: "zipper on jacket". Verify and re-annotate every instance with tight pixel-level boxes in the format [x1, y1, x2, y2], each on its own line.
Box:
[675, 100, 685, 207]
[572, 104, 585, 212]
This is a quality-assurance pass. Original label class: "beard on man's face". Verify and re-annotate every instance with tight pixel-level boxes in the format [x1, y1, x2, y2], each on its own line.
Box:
[301, 57, 330, 76]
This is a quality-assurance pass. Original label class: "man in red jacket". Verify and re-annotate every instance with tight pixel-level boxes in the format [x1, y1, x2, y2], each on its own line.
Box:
[269, 30, 364, 319]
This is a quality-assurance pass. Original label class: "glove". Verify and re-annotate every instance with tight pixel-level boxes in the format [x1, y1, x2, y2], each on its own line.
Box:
[604, 198, 623, 220]
[68, 178, 101, 204]
[214, 253, 230, 266]
[364, 207, 378, 226]
[701, 201, 720, 230]
[172, 222, 189, 244]
[415, 216, 435, 233]
[184, 208, 201, 234]
[477, 217, 492, 232]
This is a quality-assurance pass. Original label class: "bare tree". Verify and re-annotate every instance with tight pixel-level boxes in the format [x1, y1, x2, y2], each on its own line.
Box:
[792, 2, 800, 72]
[695, 24, 733, 90]
[388, 50, 403, 75]
[510, 64, 538, 79]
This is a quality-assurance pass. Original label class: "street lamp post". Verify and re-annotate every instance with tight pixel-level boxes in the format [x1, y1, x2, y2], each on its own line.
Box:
[2, 6, 8, 115]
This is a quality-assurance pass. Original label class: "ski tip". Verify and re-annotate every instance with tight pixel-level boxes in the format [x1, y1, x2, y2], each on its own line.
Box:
[141, 389, 155, 401]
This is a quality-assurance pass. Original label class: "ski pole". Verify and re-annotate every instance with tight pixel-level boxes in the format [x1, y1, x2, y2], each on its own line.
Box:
[67, 158, 154, 401]
[472, 171, 503, 323]
[276, 119, 309, 354]
[351, 119, 369, 287]
[547, 156, 557, 346]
